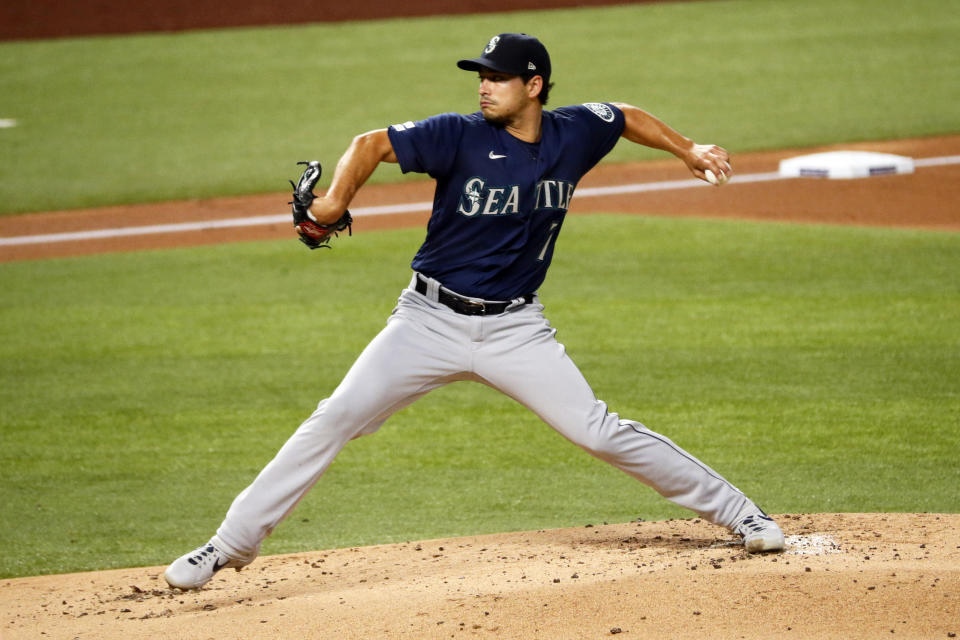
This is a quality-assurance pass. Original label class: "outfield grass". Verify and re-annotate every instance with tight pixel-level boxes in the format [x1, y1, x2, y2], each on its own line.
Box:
[0, 0, 958, 215]
[1, 216, 957, 578]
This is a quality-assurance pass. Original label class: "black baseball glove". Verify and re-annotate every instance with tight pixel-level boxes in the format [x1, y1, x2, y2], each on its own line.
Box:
[289, 161, 352, 250]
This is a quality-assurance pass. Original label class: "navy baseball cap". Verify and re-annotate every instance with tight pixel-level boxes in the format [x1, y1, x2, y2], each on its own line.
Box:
[457, 33, 551, 82]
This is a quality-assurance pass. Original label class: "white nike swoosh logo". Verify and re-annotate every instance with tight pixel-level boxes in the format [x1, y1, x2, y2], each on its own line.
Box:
[488, 151, 507, 160]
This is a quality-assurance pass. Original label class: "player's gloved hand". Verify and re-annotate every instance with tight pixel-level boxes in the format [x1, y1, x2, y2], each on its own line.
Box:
[289, 161, 352, 250]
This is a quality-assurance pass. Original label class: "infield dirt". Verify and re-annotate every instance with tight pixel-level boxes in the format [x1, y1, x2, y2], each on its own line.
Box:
[2, 513, 958, 639]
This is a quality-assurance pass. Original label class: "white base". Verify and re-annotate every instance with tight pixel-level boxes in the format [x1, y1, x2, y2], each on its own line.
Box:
[778, 151, 915, 179]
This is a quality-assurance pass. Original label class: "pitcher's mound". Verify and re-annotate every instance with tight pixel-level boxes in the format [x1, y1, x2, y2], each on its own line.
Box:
[3, 512, 958, 639]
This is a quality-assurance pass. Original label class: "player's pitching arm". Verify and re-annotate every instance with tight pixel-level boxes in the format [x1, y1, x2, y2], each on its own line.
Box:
[612, 102, 732, 185]
[308, 129, 398, 224]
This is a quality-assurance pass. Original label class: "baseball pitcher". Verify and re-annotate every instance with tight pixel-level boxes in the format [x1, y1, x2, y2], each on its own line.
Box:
[165, 32, 783, 590]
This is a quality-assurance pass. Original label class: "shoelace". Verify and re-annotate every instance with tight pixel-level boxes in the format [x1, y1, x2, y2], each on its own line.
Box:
[738, 514, 776, 533]
[187, 544, 218, 567]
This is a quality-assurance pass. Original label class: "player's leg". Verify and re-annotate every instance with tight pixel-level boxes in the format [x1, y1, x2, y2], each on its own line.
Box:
[165, 289, 474, 588]
[474, 303, 780, 548]
[215, 289, 474, 556]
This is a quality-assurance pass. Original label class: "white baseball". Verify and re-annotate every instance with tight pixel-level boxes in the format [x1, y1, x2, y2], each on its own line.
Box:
[704, 169, 728, 186]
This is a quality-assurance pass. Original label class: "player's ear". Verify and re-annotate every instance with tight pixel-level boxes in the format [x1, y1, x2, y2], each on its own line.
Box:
[526, 75, 544, 100]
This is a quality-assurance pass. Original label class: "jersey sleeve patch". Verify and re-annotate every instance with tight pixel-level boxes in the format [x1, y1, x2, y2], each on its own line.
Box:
[583, 102, 616, 123]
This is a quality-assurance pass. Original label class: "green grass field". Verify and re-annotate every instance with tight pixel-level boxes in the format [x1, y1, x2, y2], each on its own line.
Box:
[1, 0, 959, 579]
[1, 217, 958, 578]
[0, 0, 958, 214]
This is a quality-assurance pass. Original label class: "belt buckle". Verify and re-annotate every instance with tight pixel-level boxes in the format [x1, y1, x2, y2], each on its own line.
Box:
[461, 299, 486, 315]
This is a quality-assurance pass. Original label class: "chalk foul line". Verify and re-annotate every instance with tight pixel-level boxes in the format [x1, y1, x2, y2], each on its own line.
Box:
[2, 155, 958, 247]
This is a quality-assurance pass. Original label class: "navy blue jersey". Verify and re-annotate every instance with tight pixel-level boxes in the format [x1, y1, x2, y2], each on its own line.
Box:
[387, 103, 625, 300]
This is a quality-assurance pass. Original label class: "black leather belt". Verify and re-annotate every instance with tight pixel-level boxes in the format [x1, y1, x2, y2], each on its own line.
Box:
[414, 275, 533, 316]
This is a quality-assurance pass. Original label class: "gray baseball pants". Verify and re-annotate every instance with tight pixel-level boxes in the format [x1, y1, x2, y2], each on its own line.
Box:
[215, 273, 751, 558]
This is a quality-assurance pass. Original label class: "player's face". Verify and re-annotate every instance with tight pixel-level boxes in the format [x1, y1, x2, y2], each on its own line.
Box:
[477, 70, 535, 126]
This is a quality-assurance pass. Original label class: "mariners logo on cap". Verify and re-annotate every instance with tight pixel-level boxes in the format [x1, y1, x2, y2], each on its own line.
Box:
[484, 36, 500, 54]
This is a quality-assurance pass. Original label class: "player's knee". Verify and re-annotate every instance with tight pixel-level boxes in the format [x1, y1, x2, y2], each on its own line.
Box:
[576, 416, 646, 463]
[577, 432, 620, 461]
[301, 398, 374, 440]
[574, 421, 621, 461]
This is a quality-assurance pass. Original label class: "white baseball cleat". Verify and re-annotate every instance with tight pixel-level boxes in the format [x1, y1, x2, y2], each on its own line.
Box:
[164, 536, 255, 590]
[734, 511, 785, 553]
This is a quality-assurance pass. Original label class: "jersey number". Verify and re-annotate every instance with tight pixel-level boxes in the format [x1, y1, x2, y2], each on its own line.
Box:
[537, 222, 560, 262]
